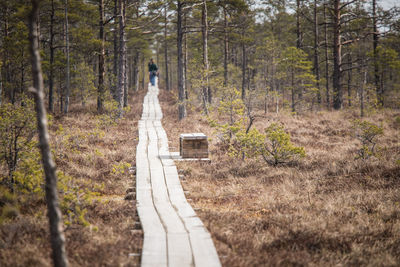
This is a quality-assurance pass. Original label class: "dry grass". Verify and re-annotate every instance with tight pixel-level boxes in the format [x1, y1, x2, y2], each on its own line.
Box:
[160, 89, 400, 266]
[0, 90, 145, 266]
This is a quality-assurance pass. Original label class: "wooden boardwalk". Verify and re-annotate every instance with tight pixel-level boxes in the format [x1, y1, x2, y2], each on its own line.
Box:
[136, 82, 221, 267]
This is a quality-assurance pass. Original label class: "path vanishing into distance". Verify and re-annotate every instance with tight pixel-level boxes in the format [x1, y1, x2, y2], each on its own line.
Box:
[135, 80, 221, 267]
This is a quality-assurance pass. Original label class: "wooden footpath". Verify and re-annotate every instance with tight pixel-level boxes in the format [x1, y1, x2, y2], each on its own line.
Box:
[136, 82, 221, 267]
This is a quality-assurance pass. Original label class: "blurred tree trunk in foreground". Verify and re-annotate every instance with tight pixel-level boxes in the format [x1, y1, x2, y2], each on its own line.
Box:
[29, 0, 68, 266]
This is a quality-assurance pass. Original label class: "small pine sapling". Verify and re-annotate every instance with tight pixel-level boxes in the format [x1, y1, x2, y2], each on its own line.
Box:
[353, 119, 383, 159]
[231, 128, 265, 159]
[209, 86, 245, 144]
[261, 123, 306, 166]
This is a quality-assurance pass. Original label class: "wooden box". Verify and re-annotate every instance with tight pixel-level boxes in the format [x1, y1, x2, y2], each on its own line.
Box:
[180, 133, 208, 158]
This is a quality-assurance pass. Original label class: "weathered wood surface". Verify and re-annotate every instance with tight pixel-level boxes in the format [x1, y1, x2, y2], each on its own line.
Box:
[136, 81, 221, 267]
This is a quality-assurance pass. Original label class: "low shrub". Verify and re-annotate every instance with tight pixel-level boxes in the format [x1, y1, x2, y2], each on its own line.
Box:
[352, 119, 383, 159]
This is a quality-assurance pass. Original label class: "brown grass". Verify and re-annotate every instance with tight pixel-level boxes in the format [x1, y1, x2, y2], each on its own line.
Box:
[160, 89, 400, 266]
[0, 90, 145, 266]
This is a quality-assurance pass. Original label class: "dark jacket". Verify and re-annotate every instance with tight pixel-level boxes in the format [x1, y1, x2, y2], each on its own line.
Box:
[148, 63, 158, 72]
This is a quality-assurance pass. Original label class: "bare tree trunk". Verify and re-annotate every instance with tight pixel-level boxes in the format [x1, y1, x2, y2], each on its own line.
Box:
[332, 0, 342, 110]
[59, 72, 63, 112]
[296, 0, 303, 103]
[133, 52, 139, 92]
[63, 0, 70, 114]
[324, 3, 330, 109]
[372, 0, 382, 106]
[20, 51, 26, 95]
[202, 0, 211, 104]
[156, 41, 159, 67]
[123, 53, 128, 107]
[29, 1, 68, 266]
[291, 67, 295, 112]
[296, 0, 303, 48]
[183, 11, 188, 100]
[97, 0, 105, 113]
[49, 0, 55, 112]
[201, 0, 209, 114]
[117, 0, 126, 117]
[313, 0, 321, 105]
[360, 62, 366, 117]
[264, 64, 268, 113]
[177, 0, 186, 120]
[2, 2, 9, 103]
[113, 0, 118, 99]
[241, 30, 246, 100]
[164, 6, 170, 91]
[141, 55, 145, 90]
[223, 8, 228, 87]
[347, 53, 352, 107]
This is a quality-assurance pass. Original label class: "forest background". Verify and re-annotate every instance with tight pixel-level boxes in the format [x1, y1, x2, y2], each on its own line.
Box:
[1, 0, 400, 266]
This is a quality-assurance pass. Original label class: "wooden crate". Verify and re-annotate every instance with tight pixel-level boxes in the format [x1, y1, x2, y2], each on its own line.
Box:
[180, 133, 208, 158]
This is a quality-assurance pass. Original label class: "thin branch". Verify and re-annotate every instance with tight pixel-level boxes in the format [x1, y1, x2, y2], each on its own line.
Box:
[127, 13, 162, 30]
[339, 0, 358, 11]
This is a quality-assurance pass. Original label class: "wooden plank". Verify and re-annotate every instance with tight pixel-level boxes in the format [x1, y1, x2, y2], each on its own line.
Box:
[146, 120, 193, 265]
[137, 90, 168, 267]
[137, 83, 220, 267]
[154, 123, 221, 267]
[141, 234, 167, 267]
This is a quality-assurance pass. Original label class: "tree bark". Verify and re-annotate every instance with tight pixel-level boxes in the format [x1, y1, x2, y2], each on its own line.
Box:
[324, 3, 330, 109]
[241, 29, 246, 100]
[2, 1, 10, 103]
[123, 52, 128, 107]
[141, 55, 145, 90]
[164, 6, 170, 91]
[113, 0, 118, 99]
[177, 0, 186, 120]
[372, 0, 382, 106]
[360, 62, 366, 117]
[202, 0, 209, 114]
[296, 0, 303, 48]
[29, 1, 68, 266]
[49, 0, 55, 112]
[347, 53, 352, 107]
[202, 0, 211, 104]
[291, 66, 295, 112]
[313, 0, 321, 105]
[184, 10, 188, 100]
[97, 0, 105, 113]
[223, 8, 228, 86]
[117, 0, 126, 117]
[332, 0, 342, 110]
[63, 0, 70, 114]
[133, 51, 139, 92]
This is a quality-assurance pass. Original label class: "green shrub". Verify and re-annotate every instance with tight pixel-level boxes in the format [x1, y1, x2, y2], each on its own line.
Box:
[0, 96, 36, 189]
[58, 171, 99, 227]
[209, 86, 246, 144]
[227, 123, 305, 166]
[261, 123, 306, 166]
[353, 120, 383, 159]
[230, 128, 265, 158]
[96, 97, 130, 129]
[111, 162, 132, 175]
[13, 146, 45, 196]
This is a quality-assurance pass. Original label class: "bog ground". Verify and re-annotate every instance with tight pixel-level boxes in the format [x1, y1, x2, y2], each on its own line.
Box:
[159, 89, 400, 266]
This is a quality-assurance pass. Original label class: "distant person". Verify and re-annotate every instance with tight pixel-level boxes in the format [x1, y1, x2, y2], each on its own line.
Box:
[148, 58, 158, 86]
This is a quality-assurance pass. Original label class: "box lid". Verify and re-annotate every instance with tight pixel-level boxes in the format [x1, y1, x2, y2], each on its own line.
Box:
[180, 133, 207, 140]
